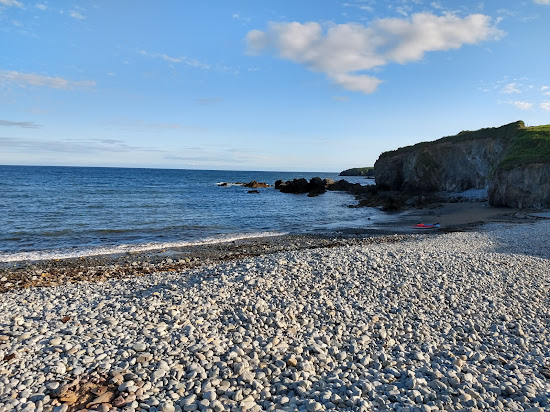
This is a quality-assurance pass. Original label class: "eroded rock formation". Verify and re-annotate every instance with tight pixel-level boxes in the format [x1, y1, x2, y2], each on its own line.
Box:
[374, 121, 550, 208]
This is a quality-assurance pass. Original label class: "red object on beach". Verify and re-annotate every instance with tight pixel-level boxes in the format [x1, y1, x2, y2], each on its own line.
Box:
[413, 223, 440, 229]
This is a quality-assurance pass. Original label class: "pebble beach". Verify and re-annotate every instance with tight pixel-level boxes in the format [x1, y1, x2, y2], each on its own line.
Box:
[1, 221, 549, 412]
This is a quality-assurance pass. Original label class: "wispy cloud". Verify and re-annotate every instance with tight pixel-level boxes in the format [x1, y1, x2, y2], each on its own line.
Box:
[341, 0, 375, 13]
[140, 50, 241, 75]
[540, 102, 550, 111]
[246, 13, 503, 94]
[140, 50, 211, 70]
[533, 0, 550, 5]
[232, 13, 252, 23]
[106, 119, 206, 133]
[35, 3, 47, 10]
[69, 10, 85, 20]
[0, 70, 95, 90]
[0, 0, 24, 8]
[164, 154, 243, 164]
[483, 77, 550, 111]
[508, 101, 534, 110]
[0, 137, 160, 154]
[501, 82, 522, 94]
[0, 120, 41, 128]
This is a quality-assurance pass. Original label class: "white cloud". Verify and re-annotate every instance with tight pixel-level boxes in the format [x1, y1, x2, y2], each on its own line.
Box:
[540, 102, 550, 111]
[533, 0, 550, 4]
[0, 0, 23, 8]
[69, 10, 85, 20]
[0, 70, 96, 90]
[246, 13, 503, 94]
[501, 82, 522, 93]
[332, 73, 382, 94]
[35, 4, 47, 10]
[510, 101, 533, 110]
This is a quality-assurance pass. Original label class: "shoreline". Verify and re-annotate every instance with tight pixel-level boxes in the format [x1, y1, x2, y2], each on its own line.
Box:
[0, 233, 417, 294]
[1, 201, 548, 294]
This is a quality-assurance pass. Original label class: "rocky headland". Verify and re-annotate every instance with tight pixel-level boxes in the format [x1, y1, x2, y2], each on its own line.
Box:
[374, 121, 550, 209]
[274, 121, 550, 211]
[339, 168, 375, 178]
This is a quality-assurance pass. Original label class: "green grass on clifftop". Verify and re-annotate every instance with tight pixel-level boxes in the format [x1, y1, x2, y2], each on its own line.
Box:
[498, 125, 550, 170]
[378, 121, 525, 159]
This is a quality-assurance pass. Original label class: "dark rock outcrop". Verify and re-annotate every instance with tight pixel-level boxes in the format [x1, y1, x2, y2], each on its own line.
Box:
[279, 178, 310, 194]
[307, 177, 326, 196]
[326, 179, 354, 192]
[275, 177, 384, 206]
[276, 177, 331, 196]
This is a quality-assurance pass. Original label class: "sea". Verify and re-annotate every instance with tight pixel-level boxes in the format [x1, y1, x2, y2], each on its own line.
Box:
[0, 165, 394, 262]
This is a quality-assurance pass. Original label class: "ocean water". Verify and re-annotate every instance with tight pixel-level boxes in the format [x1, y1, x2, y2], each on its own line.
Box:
[0, 166, 386, 262]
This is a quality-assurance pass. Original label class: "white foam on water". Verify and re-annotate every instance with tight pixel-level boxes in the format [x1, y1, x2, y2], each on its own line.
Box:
[215, 182, 244, 187]
[0, 231, 285, 263]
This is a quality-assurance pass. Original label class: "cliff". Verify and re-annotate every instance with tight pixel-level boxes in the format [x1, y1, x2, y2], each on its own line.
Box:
[374, 121, 550, 208]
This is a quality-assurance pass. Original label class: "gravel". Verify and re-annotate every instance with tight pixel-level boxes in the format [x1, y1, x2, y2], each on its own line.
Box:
[0, 221, 549, 411]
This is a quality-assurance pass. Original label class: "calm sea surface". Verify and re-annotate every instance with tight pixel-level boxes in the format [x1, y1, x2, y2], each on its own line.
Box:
[0, 166, 388, 261]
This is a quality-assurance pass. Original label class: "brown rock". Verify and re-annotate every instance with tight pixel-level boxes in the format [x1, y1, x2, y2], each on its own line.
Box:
[59, 391, 79, 404]
[86, 391, 114, 408]
[243, 180, 271, 188]
[3, 353, 15, 361]
[112, 396, 127, 407]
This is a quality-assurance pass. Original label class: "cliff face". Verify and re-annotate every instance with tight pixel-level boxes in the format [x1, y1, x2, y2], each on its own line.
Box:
[375, 138, 507, 192]
[374, 121, 550, 208]
[489, 164, 550, 208]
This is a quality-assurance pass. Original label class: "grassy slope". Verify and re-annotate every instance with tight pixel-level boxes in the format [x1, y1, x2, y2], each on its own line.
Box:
[376, 120, 550, 174]
[378, 121, 525, 160]
[497, 125, 550, 170]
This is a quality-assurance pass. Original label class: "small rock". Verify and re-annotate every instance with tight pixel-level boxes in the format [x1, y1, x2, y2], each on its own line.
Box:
[132, 342, 147, 352]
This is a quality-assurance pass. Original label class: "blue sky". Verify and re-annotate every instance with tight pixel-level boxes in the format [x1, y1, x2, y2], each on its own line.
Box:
[1, 0, 549, 172]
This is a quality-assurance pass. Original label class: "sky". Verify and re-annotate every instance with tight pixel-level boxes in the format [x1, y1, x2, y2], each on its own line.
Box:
[1, 0, 550, 172]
